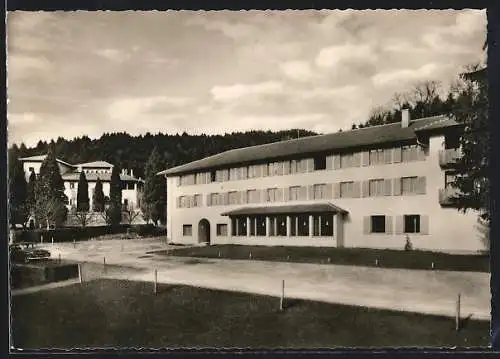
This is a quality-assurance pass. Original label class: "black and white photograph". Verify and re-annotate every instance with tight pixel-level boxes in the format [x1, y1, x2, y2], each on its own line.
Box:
[7, 9, 491, 349]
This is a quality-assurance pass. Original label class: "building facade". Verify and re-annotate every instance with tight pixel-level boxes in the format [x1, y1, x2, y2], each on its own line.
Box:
[20, 156, 144, 211]
[159, 111, 482, 253]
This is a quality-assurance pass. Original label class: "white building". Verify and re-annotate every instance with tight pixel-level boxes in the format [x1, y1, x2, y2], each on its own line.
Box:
[159, 111, 483, 254]
[19, 155, 144, 211]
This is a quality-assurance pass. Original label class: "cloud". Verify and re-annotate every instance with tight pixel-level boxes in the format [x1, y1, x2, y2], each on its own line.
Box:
[8, 112, 43, 125]
[315, 43, 374, 68]
[107, 96, 193, 121]
[371, 63, 443, 87]
[279, 60, 315, 82]
[210, 81, 284, 102]
[95, 48, 129, 62]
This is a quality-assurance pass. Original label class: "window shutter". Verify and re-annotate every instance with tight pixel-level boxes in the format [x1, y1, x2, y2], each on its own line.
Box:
[307, 185, 314, 200]
[283, 161, 290, 175]
[392, 178, 402, 196]
[240, 190, 247, 204]
[277, 188, 284, 202]
[361, 151, 370, 166]
[326, 183, 333, 199]
[363, 216, 370, 235]
[176, 197, 181, 208]
[395, 215, 404, 235]
[352, 152, 361, 167]
[300, 186, 307, 200]
[385, 216, 393, 234]
[306, 158, 314, 172]
[393, 147, 402, 163]
[362, 181, 370, 197]
[420, 215, 429, 234]
[417, 147, 426, 161]
[283, 187, 290, 202]
[333, 183, 340, 199]
[384, 148, 392, 164]
[417, 176, 427, 195]
[326, 155, 334, 170]
[259, 189, 266, 203]
[384, 179, 392, 196]
[352, 181, 361, 198]
[262, 164, 268, 177]
[333, 155, 341, 170]
[189, 196, 195, 208]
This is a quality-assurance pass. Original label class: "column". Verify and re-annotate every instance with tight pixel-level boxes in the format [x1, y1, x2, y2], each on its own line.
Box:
[286, 216, 292, 237]
[295, 217, 299, 236]
[228, 219, 233, 239]
[309, 215, 314, 237]
[265, 216, 271, 237]
[254, 219, 258, 237]
[235, 218, 239, 237]
[246, 217, 251, 237]
[273, 217, 278, 236]
[319, 216, 322, 237]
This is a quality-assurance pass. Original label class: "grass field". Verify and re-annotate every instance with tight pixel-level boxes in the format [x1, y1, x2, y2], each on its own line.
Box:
[151, 245, 489, 272]
[11, 279, 490, 349]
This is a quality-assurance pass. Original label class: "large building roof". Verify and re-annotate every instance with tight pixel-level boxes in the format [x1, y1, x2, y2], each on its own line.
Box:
[221, 203, 348, 216]
[19, 155, 75, 168]
[61, 172, 143, 182]
[158, 115, 461, 177]
[75, 161, 114, 168]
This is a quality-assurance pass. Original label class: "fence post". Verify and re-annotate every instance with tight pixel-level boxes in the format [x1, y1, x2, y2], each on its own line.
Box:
[456, 293, 461, 331]
[51, 237, 54, 246]
[103, 257, 107, 274]
[431, 262, 435, 270]
[73, 239, 76, 248]
[58, 253, 61, 264]
[375, 258, 379, 267]
[78, 263, 83, 284]
[154, 269, 158, 295]
[249, 251, 252, 260]
[280, 279, 285, 311]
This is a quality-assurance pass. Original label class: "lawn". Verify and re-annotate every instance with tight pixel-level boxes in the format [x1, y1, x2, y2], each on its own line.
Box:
[151, 245, 489, 273]
[11, 279, 490, 349]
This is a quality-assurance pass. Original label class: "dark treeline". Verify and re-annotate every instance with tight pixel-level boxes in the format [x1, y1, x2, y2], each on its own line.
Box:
[15, 129, 317, 179]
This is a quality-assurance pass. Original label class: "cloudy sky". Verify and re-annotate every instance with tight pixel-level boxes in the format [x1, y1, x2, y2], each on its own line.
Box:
[7, 10, 486, 147]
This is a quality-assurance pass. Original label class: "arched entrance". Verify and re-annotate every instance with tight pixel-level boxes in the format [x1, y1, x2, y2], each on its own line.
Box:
[198, 218, 211, 244]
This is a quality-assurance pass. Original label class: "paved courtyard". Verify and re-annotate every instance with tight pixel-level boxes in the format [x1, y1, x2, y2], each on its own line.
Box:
[38, 238, 490, 320]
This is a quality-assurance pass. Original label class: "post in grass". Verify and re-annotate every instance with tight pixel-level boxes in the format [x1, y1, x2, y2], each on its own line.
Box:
[375, 258, 379, 267]
[431, 262, 435, 270]
[78, 263, 83, 284]
[58, 252, 61, 264]
[153, 269, 158, 295]
[280, 279, 285, 311]
[249, 251, 252, 260]
[73, 239, 76, 248]
[455, 293, 461, 332]
[103, 256, 107, 274]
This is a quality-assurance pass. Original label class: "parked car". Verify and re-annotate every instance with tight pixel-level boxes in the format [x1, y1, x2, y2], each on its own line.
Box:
[9, 244, 51, 264]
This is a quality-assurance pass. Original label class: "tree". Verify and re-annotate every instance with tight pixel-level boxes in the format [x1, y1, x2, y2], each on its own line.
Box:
[76, 171, 90, 212]
[26, 171, 37, 217]
[8, 146, 28, 227]
[123, 204, 142, 225]
[107, 165, 123, 226]
[35, 143, 68, 228]
[92, 177, 105, 212]
[71, 206, 95, 228]
[141, 147, 167, 226]
[449, 65, 489, 224]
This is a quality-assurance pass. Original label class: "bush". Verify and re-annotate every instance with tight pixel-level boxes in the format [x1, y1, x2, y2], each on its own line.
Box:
[129, 224, 167, 238]
[12, 225, 132, 243]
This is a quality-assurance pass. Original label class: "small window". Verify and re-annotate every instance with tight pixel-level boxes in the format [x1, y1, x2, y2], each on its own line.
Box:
[28, 166, 34, 172]
[371, 215, 386, 233]
[182, 225, 193, 236]
[314, 155, 326, 170]
[404, 215, 420, 233]
[445, 172, 456, 188]
[216, 224, 228, 236]
[401, 176, 418, 195]
[340, 181, 354, 198]
[369, 179, 384, 197]
[70, 182, 75, 189]
[194, 194, 202, 207]
[210, 171, 216, 182]
[124, 199, 129, 207]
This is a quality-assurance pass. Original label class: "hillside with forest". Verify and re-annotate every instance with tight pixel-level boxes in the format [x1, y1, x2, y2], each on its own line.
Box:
[10, 76, 473, 178]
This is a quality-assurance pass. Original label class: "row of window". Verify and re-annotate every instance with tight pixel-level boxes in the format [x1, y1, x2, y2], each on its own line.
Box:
[178, 145, 426, 186]
[68, 182, 137, 190]
[181, 213, 428, 237]
[176, 176, 427, 208]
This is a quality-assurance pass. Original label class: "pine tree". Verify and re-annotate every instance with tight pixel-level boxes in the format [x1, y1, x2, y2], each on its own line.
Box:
[92, 177, 105, 212]
[26, 171, 37, 216]
[449, 66, 489, 225]
[106, 165, 122, 226]
[141, 147, 167, 226]
[8, 146, 28, 227]
[35, 142, 68, 228]
[76, 171, 89, 212]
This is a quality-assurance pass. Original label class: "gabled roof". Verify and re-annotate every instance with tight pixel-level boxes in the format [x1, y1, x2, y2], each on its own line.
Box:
[19, 155, 75, 168]
[61, 172, 143, 182]
[75, 161, 114, 168]
[158, 115, 461, 177]
[221, 203, 348, 216]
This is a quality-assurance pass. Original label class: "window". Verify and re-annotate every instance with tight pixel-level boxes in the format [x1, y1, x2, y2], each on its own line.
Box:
[182, 225, 193, 236]
[369, 179, 384, 197]
[28, 166, 34, 172]
[314, 155, 326, 170]
[70, 182, 75, 189]
[237, 217, 247, 236]
[249, 217, 256, 236]
[402, 145, 418, 162]
[247, 189, 259, 204]
[248, 165, 260, 179]
[210, 193, 219, 206]
[313, 184, 327, 199]
[401, 176, 418, 195]
[228, 191, 239, 205]
[340, 153, 354, 168]
[266, 188, 279, 202]
[216, 224, 228, 236]
[256, 216, 266, 236]
[298, 214, 309, 236]
[290, 160, 300, 174]
[340, 181, 354, 198]
[277, 215, 287, 236]
[445, 134, 460, 149]
[194, 194, 202, 207]
[124, 199, 129, 207]
[69, 199, 74, 206]
[445, 172, 456, 188]
[404, 215, 420, 233]
[289, 186, 301, 201]
[369, 149, 384, 165]
[320, 214, 334, 236]
[268, 162, 283, 176]
[126, 182, 135, 190]
[210, 171, 216, 182]
[371, 215, 386, 233]
[290, 215, 298, 236]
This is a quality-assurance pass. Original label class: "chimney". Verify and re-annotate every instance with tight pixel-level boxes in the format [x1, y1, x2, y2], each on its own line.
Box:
[401, 108, 410, 128]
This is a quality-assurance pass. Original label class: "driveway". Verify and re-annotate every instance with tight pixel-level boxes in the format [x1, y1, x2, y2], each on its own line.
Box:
[40, 238, 491, 321]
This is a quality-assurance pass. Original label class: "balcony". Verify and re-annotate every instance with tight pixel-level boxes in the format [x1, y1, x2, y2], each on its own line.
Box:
[439, 148, 462, 168]
[439, 187, 460, 207]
